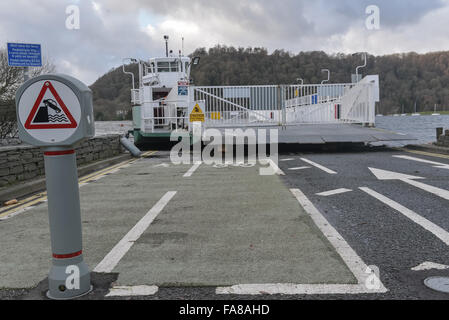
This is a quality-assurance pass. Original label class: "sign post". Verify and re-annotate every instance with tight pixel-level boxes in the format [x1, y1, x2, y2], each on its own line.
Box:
[16, 74, 95, 299]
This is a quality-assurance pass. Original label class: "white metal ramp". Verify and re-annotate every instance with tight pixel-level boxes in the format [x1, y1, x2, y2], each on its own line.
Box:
[193, 75, 379, 129]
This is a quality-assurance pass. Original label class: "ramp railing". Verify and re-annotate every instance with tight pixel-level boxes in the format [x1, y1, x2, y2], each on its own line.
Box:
[284, 84, 350, 124]
[283, 81, 376, 125]
[193, 86, 282, 127]
[193, 79, 377, 127]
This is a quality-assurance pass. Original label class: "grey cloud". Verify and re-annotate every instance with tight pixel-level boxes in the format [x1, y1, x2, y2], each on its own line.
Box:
[0, 0, 447, 84]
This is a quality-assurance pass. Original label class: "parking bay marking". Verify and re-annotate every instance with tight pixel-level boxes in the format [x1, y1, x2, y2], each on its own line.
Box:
[369, 167, 449, 201]
[300, 158, 337, 175]
[360, 187, 449, 246]
[216, 188, 387, 295]
[94, 191, 177, 273]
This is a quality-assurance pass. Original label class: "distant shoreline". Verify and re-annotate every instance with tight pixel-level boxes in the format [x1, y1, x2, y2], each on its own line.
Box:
[379, 111, 449, 116]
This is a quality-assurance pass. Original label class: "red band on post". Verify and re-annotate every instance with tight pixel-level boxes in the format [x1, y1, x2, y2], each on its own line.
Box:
[53, 250, 82, 259]
[44, 150, 75, 156]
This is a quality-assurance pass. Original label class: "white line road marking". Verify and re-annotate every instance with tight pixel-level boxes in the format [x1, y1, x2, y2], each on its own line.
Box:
[360, 187, 449, 246]
[94, 191, 177, 273]
[268, 159, 285, 176]
[259, 159, 285, 176]
[183, 162, 201, 177]
[369, 167, 449, 201]
[393, 155, 449, 170]
[316, 188, 353, 197]
[290, 189, 383, 287]
[288, 166, 311, 171]
[216, 283, 387, 295]
[106, 285, 159, 297]
[280, 158, 295, 162]
[411, 262, 449, 271]
[154, 163, 170, 168]
[300, 158, 337, 174]
[217, 188, 387, 295]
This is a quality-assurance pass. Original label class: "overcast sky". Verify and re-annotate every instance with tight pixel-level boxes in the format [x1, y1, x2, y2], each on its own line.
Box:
[1, 0, 449, 85]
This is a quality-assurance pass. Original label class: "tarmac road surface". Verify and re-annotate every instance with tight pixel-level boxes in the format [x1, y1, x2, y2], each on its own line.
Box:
[0, 147, 448, 300]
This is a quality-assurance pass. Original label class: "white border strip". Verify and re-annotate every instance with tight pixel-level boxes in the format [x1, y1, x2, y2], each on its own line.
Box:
[94, 191, 177, 273]
[216, 188, 387, 295]
[106, 285, 159, 297]
[300, 158, 337, 174]
[216, 283, 384, 295]
[360, 187, 449, 246]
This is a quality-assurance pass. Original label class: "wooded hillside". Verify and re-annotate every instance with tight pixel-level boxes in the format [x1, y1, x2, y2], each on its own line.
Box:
[91, 46, 449, 119]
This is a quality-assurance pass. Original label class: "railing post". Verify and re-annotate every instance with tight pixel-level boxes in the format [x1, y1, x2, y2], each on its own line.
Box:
[276, 85, 281, 125]
[282, 86, 287, 127]
[367, 83, 376, 127]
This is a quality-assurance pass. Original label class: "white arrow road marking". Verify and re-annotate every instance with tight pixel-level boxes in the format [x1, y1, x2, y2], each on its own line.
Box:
[393, 155, 449, 170]
[369, 167, 449, 201]
[411, 262, 449, 271]
[300, 158, 337, 175]
[94, 191, 177, 273]
[288, 166, 311, 171]
[316, 188, 353, 197]
[183, 162, 202, 177]
[360, 187, 449, 246]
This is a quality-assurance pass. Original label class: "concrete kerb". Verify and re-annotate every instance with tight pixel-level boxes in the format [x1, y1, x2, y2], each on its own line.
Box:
[0, 153, 132, 203]
[405, 144, 449, 156]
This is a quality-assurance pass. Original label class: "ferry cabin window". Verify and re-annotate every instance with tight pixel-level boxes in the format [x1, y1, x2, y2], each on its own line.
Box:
[157, 62, 179, 72]
[157, 62, 170, 72]
[170, 62, 179, 72]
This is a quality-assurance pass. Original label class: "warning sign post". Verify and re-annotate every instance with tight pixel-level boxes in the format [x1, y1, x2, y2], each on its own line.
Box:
[16, 74, 95, 299]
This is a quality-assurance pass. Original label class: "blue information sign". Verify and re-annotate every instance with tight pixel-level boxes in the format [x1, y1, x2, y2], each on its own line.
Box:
[7, 43, 42, 67]
[178, 85, 188, 96]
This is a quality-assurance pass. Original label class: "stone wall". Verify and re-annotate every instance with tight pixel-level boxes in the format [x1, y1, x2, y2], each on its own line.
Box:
[0, 135, 124, 188]
[436, 129, 449, 147]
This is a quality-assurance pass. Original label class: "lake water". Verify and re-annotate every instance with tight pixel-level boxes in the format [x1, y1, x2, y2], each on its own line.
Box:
[95, 121, 133, 137]
[376, 114, 449, 145]
[94, 115, 449, 146]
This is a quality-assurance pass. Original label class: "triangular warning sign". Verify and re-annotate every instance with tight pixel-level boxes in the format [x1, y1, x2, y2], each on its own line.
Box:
[189, 103, 205, 122]
[24, 81, 78, 129]
[192, 104, 203, 114]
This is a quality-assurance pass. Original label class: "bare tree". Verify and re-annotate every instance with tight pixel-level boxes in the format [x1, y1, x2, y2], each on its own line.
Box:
[0, 47, 56, 140]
